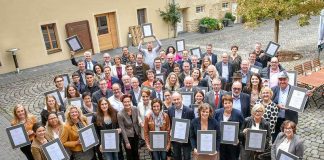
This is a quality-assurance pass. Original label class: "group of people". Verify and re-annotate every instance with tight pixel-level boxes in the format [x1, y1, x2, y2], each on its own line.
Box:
[10, 37, 312, 160]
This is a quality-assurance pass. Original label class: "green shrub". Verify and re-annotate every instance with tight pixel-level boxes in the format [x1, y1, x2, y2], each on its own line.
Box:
[224, 12, 236, 22]
[199, 17, 218, 30]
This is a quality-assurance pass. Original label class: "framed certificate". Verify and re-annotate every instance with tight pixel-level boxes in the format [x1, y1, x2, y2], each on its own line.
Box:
[265, 41, 280, 57]
[245, 129, 267, 151]
[190, 47, 202, 59]
[141, 23, 153, 38]
[250, 66, 261, 74]
[57, 111, 65, 122]
[285, 86, 308, 113]
[41, 138, 69, 160]
[196, 87, 208, 95]
[150, 131, 168, 151]
[179, 92, 194, 107]
[101, 130, 119, 152]
[277, 149, 299, 160]
[220, 121, 239, 145]
[68, 97, 84, 108]
[176, 39, 185, 52]
[84, 113, 94, 124]
[197, 130, 216, 154]
[190, 104, 199, 118]
[287, 71, 297, 86]
[44, 90, 64, 106]
[60, 74, 70, 88]
[78, 124, 99, 152]
[171, 118, 190, 143]
[6, 123, 30, 149]
[65, 35, 84, 52]
[155, 73, 165, 83]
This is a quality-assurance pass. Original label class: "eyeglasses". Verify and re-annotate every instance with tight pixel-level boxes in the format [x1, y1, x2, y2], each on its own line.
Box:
[232, 88, 241, 90]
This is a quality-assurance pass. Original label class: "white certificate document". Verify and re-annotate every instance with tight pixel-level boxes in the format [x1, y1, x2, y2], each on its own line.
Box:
[223, 125, 236, 142]
[10, 127, 27, 146]
[250, 67, 260, 74]
[248, 132, 263, 149]
[279, 154, 294, 160]
[153, 134, 165, 148]
[288, 90, 305, 109]
[287, 73, 296, 86]
[143, 25, 152, 37]
[177, 41, 184, 51]
[86, 115, 93, 124]
[182, 95, 192, 107]
[192, 49, 201, 58]
[46, 142, 65, 160]
[82, 129, 95, 147]
[104, 133, 116, 149]
[267, 44, 278, 56]
[174, 122, 187, 139]
[69, 38, 81, 52]
[200, 134, 213, 152]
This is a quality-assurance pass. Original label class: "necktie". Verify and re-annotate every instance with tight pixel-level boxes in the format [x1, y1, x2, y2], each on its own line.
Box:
[158, 93, 161, 100]
[215, 93, 219, 109]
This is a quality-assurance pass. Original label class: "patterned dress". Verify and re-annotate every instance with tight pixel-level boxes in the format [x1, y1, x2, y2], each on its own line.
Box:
[255, 99, 278, 134]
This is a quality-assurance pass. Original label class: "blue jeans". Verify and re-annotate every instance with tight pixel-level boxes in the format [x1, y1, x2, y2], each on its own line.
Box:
[102, 152, 118, 160]
[172, 142, 192, 160]
[151, 151, 167, 160]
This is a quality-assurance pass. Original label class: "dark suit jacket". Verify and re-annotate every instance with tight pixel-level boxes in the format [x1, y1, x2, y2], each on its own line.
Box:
[178, 72, 191, 86]
[129, 89, 141, 106]
[260, 65, 285, 79]
[178, 86, 198, 93]
[213, 108, 244, 128]
[202, 53, 217, 65]
[152, 68, 167, 82]
[75, 70, 86, 86]
[150, 90, 164, 101]
[168, 105, 195, 122]
[81, 83, 100, 95]
[205, 90, 226, 110]
[91, 89, 113, 104]
[177, 59, 192, 71]
[253, 61, 263, 68]
[271, 85, 298, 124]
[216, 62, 234, 82]
[132, 63, 150, 82]
[71, 58, 98, 70]
[105, 76, 122, 89]
[190, 118, 221, 151]
[162, 62, 178, 75]
[220, 92, 251, 118]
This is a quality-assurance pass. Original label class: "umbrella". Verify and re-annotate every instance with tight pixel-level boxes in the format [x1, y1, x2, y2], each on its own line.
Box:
[318, 9, 324, 57]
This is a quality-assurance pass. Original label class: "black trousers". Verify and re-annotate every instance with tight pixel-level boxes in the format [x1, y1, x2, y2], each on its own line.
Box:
[273, 117, 285, 141]
[20, 144, 34, 160]
[124, 136, 139, 160]
[220, 144, 239, 160]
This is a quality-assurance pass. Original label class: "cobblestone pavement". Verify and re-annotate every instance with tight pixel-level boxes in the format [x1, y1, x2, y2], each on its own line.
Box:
[0, 16, 323, 160]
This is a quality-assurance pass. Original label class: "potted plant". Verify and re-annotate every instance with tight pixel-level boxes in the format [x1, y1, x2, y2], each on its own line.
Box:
[224, 12, 236, 27]
[199, 24, 208, 33]
[199, 17, 218, 33]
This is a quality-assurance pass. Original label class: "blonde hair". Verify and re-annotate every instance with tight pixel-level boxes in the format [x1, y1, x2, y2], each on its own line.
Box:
[11, 104, 35, 126]
[197, 103, 213, 119]
[65, 105, 87, 125]
[165, 72, 180, 91]
[251, 103, 265, 116]
[259, 87, 273, 99]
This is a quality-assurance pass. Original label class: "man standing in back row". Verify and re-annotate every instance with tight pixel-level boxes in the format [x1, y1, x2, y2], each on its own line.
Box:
[138, 35, 162, 68]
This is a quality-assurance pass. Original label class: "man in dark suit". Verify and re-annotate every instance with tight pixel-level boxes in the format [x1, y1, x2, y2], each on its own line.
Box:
[253, 42, 271, 68]
[129, 77, 141, 106]
[72, 72, 85, 93]
[75, 60, 87, 86]
[178, 61, 191, 86]
[178, 76, 198, 93]
[168, 92, 195, 160]
[202, 44, 217, 65]
[132, 53, 150, 83]
[205, 78, 227, 111]
[70, 51, 98, 71]
[162, 53, 178, 75]
[92, 79, 113, 104]
[221, 81, 251, 118]
[150, 78, 164, 101]
[216, 53, 234, 83]
[190, 55, 201, 69]
[81, 70, 100, 95]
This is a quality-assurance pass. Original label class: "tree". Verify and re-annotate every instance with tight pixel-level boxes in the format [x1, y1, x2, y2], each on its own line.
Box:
[238, 0, 324, 43]
[159, 3, 181, 38]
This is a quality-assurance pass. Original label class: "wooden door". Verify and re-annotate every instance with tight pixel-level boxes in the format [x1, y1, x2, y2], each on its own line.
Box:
[95, 12, 118, 51]
[66, 20, 94, 53]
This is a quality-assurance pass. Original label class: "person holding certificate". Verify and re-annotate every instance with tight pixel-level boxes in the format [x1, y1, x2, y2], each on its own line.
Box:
[60, 105, 95, 159]
[93, 97, 121, 160]
[271, 120, 304, 160]
[31, 123, 51, 160]
[190, 103, 220, 160]
[213, 94, 244, 160]
[144, 99, 171, 160]
[138, 89, 153, 146]
[45, 112, 64, 140]
[239, 104, 271, 160]
[117, 94, 141, 160]
[41, 95, 65, 125]
[11, 104, 38, 160]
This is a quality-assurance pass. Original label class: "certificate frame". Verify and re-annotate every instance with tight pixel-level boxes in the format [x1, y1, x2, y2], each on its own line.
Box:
[171, 118, 190, 143]
[141, 23, 153, 38]
[84, 113, 94, 124]
[176, 39, 185, 52]
[101, 130, 119, 152]
[149, 131, 168, 151]
[6, 123, 30, 149]
[78, 124, 99, 152]
[245, 129, 267, 151]
[60, 74, 70, 88]
[265, 41, 280, 57]
[196, 87, 208, 95]
[179, 92, 194, 107]
[44, 90, 64, 106]
[197, 130, 216, 154]
[155, 73, 165, 83]
[65, 35, 84, 52]
[220, 121, 239, 145]
[68, 97, 84, 108]
[277, 149, 299, 160]
[57, 111, 65, 122]
[190, 47, 202, 59]
[41, 138, 69, 160]
[287, 71, 297, 86]
[285, 86, 308, 113]
[250, 66, 261, 74]
[190, 104, 199, 118]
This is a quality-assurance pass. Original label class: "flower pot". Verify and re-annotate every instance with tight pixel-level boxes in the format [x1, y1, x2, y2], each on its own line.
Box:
[199, 26, 207, 33]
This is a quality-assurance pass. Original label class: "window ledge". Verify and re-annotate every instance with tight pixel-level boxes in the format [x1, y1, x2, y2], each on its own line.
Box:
[47, 48, 62, 54]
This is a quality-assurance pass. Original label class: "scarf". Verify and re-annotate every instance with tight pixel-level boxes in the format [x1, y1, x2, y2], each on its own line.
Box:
[152, 111, 164, 128]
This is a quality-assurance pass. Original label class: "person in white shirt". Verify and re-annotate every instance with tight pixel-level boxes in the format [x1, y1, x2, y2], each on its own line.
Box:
[108, 83, 124, 112]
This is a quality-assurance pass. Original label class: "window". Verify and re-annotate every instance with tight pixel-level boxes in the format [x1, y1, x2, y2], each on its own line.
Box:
[137, 8, 147, 25]
[96, 15, 109, 35]
[41, 23, 61, 53]
[196, 6, 205, 13]
[222, 3, 229, 9]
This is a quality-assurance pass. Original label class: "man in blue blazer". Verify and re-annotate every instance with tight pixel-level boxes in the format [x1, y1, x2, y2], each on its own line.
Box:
[103, 66, 121, 89]
[202, 44, 217, 65]
[220, 81, 251, 118]
[168, 92, 195, 160]
[129, 77, 141, 106]
[216, 53, 234, 83]
[70, 51, 98, 71]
